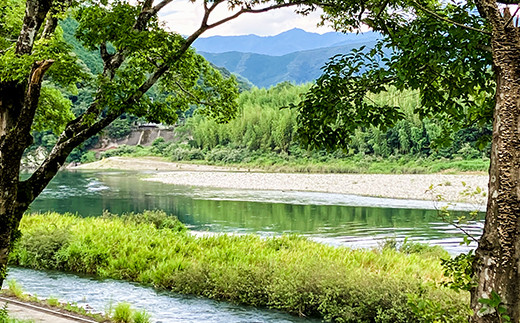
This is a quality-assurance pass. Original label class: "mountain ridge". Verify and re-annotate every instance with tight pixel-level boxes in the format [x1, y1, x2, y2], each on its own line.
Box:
[193, 28, 379, 56]
[199, 40, 380, 88]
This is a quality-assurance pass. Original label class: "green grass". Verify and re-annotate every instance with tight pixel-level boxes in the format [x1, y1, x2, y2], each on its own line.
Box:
[10, 211, 470, 322]
[100, 144, 489, 174]
[1, 282, 149, 323]
[112, 302, 132, 323]
[132, 309, 151, 323]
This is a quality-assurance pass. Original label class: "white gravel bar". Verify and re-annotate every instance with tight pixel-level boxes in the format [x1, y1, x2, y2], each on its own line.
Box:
[75, 157, 489, 206]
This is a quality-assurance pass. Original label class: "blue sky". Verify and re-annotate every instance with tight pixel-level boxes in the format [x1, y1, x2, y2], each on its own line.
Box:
[159, 0, 336, 37]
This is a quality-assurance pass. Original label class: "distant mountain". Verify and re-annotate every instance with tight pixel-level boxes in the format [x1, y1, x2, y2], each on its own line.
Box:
[199, 41, 381, 88]
[193, 28, 379, 56]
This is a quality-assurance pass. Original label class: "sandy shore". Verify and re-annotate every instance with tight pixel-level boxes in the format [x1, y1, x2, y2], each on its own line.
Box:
[74, 157, 489, 205]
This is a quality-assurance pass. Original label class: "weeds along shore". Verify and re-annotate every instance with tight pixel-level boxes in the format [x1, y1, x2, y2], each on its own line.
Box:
[10, 211, 469, 322]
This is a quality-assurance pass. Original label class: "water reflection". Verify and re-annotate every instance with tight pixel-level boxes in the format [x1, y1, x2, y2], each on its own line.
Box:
[29, 170, 484, 254]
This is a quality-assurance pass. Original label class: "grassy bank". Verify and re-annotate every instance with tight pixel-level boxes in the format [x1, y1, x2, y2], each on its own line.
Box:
[10, 211, 470, 322]
[2, 280, 151, 323]
[98, 144, 490, 174]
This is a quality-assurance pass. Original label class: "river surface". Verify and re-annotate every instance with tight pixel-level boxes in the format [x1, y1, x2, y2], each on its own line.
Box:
[8, 170, 484, 322]
[28, 170, 484, 254]
[7, 267, 316, 323]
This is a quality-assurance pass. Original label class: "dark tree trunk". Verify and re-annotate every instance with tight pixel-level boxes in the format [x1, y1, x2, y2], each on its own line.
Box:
[0, 0, 56, 284]
[0, 85, 28, 281]
[470, 13, 520, 321]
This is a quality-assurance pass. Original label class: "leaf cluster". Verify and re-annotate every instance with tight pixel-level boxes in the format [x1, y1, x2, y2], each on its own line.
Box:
[297, 0, 493, 151]
[75, 2, 238, 125]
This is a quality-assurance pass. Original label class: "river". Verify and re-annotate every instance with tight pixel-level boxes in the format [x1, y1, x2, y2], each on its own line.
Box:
[8, 170, 483, 322]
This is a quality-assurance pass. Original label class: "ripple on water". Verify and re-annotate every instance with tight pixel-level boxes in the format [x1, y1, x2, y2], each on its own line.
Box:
[6, 267, 318, 323]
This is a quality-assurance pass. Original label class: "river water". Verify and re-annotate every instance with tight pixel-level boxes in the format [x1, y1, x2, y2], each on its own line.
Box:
[7, 170, 484, 322]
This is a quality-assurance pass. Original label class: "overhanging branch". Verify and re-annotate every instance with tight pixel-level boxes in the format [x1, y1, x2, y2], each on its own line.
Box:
[412, 0, 491, 35]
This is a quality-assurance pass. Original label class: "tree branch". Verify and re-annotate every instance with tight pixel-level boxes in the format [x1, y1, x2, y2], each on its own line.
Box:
[16, 110, 120, 213]
[152, 0, 174, 14]
[15, 0, 53, 55]
[174, 80, 215, 107]
[41, 14, 58, 40]
[504, 4, 520, 28]
[411, 0, 491, 35]
[103, 0, 170, 78]
[15, 60, 54, 140]
[16, 58, 174, 209]
[207, 2, 305, 29]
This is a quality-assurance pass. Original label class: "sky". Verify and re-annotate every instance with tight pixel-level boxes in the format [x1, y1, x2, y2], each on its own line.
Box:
[158, 0, 337, 37]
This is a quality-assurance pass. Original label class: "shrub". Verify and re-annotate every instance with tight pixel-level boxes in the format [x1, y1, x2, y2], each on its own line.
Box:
[113, 302, 133, 323]
[166, 145, 204, 161]
[11, 212, 470, 322]
[205, 146, 247, 163]
[133, 309, 151, 323]
[80, 151, 97, 164]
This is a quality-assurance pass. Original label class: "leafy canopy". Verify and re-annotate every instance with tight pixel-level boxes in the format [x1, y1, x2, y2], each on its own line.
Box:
[295, 0, 493, 150]
[0, 0, 240, 135]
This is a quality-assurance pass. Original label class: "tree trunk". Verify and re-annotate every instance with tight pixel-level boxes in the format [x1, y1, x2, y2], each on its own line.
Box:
[470, 35, 520, 322]
[0, 83, 29, 282]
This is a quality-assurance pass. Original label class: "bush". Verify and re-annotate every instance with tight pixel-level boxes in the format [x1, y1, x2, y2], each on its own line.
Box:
[205, 146, 247, 163]
[102, 210, 186, 232]
[11, 212, 470, 322]
[133, 309, 151, 323]
[101, 145, 140, 158]
[113, 302, 132, 323]
[166, 145, 204, 161]
[80, 151, 97, 163]
[107, 118, 132, 139]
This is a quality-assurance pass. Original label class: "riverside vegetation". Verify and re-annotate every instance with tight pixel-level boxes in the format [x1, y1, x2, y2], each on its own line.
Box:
[10, 211, 471, 322]
[67, 83, 491, 174]
[2, 279, 151, 323]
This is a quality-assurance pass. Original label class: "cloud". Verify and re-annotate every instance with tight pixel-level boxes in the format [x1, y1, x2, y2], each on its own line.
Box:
[158, 0, 336, 36]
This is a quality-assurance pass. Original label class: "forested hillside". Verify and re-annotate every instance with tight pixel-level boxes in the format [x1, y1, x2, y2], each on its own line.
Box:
[23, 18, 489, 173]
[199, 43, 380, 88]
[102, 83, 491, 173]
[195, 29, 381, 87]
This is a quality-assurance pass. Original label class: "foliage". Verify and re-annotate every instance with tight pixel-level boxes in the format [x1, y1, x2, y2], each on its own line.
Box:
[1, 280, 149, 323]
[6, 280, 25, 300]
[441, 252, 477, 293]
[478, 291, 511, 322]
[0, 301, 32, 323]
[46, 297, 60, 307]
[10, 212, 470, 322]
[100, 142, 489, 174]
[132, 309, 151, 323]
[113, 302, 132, 323]
[174, 83, 490, 166]
[187, 82, 307, 153]
[107, 118, 133, 139]
[27, 80, 491, 169]
[296, 0, 493, 150]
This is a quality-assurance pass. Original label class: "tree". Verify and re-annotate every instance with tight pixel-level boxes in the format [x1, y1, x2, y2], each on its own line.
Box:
[0, 0, 318, 285]
[295, 0, 520, 321]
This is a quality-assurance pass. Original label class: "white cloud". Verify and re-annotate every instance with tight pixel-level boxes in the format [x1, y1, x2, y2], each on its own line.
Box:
[158, 0, 336, 37]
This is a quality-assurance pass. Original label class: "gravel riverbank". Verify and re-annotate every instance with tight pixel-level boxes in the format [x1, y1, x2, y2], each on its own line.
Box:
[74, 157, 489, 205]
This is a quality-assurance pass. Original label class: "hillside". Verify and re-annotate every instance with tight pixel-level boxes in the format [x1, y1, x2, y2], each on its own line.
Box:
[199, 42, 379, 88]
[61, 19, 380, 88]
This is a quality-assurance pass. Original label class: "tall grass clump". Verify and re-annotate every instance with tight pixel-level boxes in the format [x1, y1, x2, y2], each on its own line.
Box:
[113, 302, 133, 323]
[10, 212, 470, 322]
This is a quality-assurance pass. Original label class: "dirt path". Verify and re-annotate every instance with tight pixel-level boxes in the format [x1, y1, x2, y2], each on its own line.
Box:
[1, 296, 99, 323]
